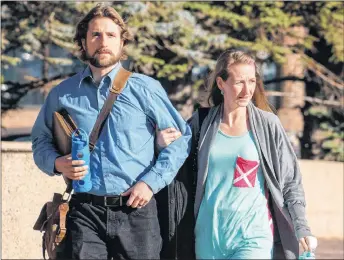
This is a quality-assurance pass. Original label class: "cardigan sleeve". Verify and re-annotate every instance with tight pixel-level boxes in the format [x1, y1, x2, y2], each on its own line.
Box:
[274, 117, 312, 239]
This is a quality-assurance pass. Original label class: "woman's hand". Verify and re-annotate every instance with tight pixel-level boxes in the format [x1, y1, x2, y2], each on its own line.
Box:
[156, 127, 182, 149]
[299, 236, 318, 252]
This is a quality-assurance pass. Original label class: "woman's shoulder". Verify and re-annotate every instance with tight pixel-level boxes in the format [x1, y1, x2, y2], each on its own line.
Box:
[252, 106, 289, 140]
[254, 106, 281, 126]
[187, 106, 214, 132]
[188, 106, 217, 123]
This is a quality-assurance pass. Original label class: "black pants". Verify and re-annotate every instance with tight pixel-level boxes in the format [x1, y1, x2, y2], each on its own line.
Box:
[63, 196, 162, 260]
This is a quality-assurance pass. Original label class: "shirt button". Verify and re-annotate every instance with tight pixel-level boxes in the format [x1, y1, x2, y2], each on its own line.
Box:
[170, 199, 174, 204]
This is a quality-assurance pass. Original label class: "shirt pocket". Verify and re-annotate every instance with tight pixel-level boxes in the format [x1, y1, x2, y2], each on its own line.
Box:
[233, 156, 260, 188]
[114, 112, 152, 153]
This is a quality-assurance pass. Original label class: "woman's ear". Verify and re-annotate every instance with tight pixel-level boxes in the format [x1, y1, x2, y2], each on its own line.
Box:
[216, 76, 224, 92]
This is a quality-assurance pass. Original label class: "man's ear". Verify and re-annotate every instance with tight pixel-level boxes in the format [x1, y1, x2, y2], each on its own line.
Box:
[81, 39, 86, 52]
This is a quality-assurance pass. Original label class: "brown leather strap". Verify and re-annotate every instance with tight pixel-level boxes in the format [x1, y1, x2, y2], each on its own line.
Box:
[55, 202, 69, 244]
[65, 67, 131, 193]
[89, 67, 132, 151]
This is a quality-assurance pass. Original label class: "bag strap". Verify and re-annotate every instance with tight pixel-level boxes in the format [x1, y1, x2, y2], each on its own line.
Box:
[89, 67, 132, 151]
[65, 67, 132, 193]
[55, 203, 69, 244]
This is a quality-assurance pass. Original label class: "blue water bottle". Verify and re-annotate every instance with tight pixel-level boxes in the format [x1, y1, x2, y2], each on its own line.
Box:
[71, 128, 92, 192]
[299, 251, 315, 259]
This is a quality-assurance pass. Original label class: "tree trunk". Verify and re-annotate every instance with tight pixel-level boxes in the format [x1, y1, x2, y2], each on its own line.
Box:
[278, 26, 307, 158]
[42, 43, 50, 79]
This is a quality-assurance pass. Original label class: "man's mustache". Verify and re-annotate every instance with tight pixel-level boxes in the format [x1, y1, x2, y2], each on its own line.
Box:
[95, 49, 113, 55]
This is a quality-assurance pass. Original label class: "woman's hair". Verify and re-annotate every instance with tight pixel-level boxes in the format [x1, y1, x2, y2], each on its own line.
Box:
[207, 49, 274, 113]
[73, 4, 133, 61]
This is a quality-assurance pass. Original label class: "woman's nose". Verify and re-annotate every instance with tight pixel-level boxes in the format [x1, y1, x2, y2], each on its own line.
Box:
[242, 82, 250, 94]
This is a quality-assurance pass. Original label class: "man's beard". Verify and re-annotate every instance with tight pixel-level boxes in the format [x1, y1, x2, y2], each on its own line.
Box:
[85, 47, 122, 68]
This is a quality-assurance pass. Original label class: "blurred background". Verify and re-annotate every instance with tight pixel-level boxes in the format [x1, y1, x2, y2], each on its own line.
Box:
[1, 1, 343, 259]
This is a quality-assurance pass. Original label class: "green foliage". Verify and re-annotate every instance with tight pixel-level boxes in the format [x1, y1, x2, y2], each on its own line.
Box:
[317, 2, 344, 63]
[307, 105, 330, 118]
[157, 63, 189, 80]
[1, 1, 343, 160]
[321, 129, 344, 162]
[1, 56, 21, 67]
[259, 5, 303, 28]
[308, 106, 344, 162]
[4, 1, 340, 80]
[74, 2, 98, 14]
[1, 2, 79, 72]
[1, 31, 21, 67]
[183, 2, 252, 29]
[192, 79, 204, 91]
[45, 57, 73, 66]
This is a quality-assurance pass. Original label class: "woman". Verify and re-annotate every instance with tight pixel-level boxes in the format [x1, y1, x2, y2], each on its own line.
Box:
[158, 50, 317, 259]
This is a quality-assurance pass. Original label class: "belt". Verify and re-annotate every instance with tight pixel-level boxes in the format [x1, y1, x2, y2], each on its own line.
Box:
[73, 193, 129, 207]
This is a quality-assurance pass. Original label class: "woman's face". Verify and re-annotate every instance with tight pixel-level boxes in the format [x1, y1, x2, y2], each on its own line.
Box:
[217, 63, 256, 109]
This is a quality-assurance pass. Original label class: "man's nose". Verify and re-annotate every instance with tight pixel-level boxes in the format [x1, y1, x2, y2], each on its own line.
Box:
[99, 34, 108, 46]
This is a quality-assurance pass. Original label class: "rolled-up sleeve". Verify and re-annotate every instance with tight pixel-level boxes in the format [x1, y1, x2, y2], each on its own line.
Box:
[31, 87, 61, 176]
[140, 81, 192, 194]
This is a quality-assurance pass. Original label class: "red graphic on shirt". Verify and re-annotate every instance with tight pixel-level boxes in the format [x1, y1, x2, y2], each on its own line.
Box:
[233, 156, 259, 188]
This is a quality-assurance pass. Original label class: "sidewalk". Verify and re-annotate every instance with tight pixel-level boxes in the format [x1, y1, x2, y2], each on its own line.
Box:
[317, 238, 343, 259]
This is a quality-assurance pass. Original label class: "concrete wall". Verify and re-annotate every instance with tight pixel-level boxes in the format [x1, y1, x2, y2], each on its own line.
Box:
[1, 142, 343, 259]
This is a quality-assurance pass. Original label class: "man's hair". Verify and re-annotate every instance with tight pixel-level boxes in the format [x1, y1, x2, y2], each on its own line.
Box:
[207, 49, 274, 113]
[73, 4, 133, 61]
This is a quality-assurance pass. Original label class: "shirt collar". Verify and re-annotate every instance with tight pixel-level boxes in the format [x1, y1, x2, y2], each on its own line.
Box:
[78, 62, 122, 88]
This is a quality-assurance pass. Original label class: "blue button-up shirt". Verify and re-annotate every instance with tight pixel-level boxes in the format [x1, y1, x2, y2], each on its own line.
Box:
[31, 63, 192, 195]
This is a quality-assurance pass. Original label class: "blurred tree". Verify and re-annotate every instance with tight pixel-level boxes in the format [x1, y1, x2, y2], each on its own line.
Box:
[115, 1, 343, 162]
[1, 1, 82, 109]
[1, 2, 79, 73]
[1, 1, 343, 160]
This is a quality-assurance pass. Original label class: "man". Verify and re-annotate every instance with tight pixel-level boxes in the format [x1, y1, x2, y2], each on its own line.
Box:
[31, 4, 191, 259]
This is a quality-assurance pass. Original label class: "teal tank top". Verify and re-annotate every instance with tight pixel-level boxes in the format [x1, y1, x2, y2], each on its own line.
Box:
[195, 130, 273, 259]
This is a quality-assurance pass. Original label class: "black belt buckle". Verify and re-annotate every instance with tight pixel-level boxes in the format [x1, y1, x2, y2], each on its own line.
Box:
[104, 196, 122, 207]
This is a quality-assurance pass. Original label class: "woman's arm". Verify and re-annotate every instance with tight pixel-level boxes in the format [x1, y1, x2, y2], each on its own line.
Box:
[274, 118, 316, 251]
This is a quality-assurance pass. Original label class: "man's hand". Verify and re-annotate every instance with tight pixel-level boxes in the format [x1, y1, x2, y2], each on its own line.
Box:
[156, 127, 182, 149]
[54, 154, 88, 180]
[121, 181, 153, 208]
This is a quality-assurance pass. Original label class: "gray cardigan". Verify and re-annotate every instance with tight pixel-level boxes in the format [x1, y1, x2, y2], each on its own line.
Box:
[193, 103, 312, 259]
